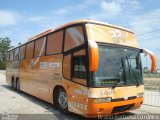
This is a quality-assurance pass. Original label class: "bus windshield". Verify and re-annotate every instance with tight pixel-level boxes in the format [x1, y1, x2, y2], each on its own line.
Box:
[90, 44, 143, 87]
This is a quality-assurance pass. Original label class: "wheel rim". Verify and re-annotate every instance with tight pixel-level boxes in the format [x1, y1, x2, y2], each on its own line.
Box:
[58, 91, 67, 109]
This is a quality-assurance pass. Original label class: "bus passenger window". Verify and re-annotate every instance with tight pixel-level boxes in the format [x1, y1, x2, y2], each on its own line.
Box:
[73, 56, 86, 79]
[34, 37, 46, 57]
[64, 26, 84, 52]
[9, 50, 14, 61]
[14, 48, 19, 60]
[46, 31, 63, 55]
[19, 45, 26, 60]
[26, 42, 34, 59]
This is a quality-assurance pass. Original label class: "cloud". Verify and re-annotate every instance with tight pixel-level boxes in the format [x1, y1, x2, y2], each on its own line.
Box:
[101, 1, 122, 16]
[89, 0, 141, 20]
[127, 9, 160, 49]
[126, 8, 160, 68]
[0, 10, 22, 26]
[29, 16, 46, 23]
[130, 0, 141, 8]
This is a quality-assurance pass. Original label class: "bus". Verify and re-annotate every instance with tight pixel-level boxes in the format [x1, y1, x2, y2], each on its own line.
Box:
[6, 20, 157, 118]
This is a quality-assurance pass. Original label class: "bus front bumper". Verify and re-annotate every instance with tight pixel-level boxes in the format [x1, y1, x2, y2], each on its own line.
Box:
[86, 97, 143, 118]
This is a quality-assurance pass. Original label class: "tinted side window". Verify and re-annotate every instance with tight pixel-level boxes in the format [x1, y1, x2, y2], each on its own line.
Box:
[64, 26, 84, 52]
[9, 50, 14, 61]
[73, 56, 86, 79]
[34, 37, 46, 57]
[19, 45, 26, 60]
[26, 42, 34, 59]
[46, 31, 63, 55]
[14, 48, 19, 60]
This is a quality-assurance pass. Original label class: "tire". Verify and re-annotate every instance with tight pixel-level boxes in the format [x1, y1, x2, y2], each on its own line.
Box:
[11, 77, 16, 90]
[55, 88, 69, 114]
[16, 79, 21, 92]
[11, 78, 14, 88]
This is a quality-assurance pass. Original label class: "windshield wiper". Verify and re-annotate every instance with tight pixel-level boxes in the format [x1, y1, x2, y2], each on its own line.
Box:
[112, 57, 125, 88]
[126, 56, 131, 76]
[126, 56, 140, 86]
[134, 72, 140, 86]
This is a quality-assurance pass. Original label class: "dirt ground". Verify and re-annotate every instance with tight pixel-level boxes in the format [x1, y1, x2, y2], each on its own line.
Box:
[0, 71, 160, 120]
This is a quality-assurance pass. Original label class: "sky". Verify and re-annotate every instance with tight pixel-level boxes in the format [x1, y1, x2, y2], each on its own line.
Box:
[0, 0, 160, 68]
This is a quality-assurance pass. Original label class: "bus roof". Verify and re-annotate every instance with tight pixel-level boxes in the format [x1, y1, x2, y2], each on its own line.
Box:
[9, 19, 134, 51]
[28, 19, 133, 41]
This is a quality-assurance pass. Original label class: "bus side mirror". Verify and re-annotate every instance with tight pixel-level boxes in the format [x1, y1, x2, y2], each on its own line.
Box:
[89, 41, 99, 72]
[141, 49, 157, 72]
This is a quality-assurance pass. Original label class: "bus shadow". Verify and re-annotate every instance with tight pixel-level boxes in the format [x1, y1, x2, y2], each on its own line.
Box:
[1, 85, 137, 120]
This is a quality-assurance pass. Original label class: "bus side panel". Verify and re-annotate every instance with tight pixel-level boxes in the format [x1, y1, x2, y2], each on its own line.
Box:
[6, 60, 20, 85]
[20, 54, 64, 104]
[63, 80, 89, 116]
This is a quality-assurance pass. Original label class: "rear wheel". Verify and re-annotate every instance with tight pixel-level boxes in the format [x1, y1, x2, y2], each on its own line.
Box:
[11, 78, 14, 88]
[11, 77, 16, 89]
[16, 78, 20, 92]
[55, 88, 69, 114]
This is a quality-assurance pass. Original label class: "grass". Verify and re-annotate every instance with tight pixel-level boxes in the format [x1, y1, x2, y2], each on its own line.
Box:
[144, 78, 160, 91]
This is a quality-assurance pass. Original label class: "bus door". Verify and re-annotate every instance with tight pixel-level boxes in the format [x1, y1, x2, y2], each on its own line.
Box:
[63, 48, 89, 114]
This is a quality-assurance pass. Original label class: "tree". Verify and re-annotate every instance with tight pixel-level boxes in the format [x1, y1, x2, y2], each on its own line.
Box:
[0, 37, 13, 70]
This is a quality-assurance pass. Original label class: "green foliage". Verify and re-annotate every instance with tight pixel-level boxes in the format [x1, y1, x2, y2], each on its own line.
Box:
[0, 37, 13, 70]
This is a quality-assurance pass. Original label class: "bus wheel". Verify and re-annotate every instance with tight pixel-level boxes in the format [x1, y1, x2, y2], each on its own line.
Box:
[12, 77, 16, 89]
[16, 78, 20, 92]
[11, 78, 14, 88]
[56, 88, 68, 114]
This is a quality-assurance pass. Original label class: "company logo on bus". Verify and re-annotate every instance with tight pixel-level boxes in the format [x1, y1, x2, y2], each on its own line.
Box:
[109, 29, 128, 43]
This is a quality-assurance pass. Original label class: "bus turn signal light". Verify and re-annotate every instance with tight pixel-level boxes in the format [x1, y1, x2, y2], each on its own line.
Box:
[89, 41, 99, 72]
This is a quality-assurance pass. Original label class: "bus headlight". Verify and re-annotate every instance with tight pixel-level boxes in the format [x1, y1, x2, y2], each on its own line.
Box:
[137, 93, 143, 98]
[92, 97, 112, 104]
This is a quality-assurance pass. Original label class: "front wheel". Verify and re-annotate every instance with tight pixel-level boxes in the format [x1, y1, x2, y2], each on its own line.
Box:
[56, 88, 69, 114]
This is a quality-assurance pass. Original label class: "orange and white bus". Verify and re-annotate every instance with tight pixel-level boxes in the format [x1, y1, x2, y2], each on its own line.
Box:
[6, 20, 157, 118]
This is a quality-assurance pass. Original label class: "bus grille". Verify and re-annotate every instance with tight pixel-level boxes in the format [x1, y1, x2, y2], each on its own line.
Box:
[111, 104, 135, 114]
[111, 96, 137, 102]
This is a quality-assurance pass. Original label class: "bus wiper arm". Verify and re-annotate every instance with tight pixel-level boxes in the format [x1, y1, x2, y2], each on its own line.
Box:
[135, 74, 140, 86]
[112, 57, 125, 89]
[126, 56, 131, 76]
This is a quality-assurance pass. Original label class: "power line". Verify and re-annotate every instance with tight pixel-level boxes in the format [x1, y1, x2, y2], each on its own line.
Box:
[136, 28, 160, 37]
[125, 19, 160, 28]
[137, 34, 160, 41]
